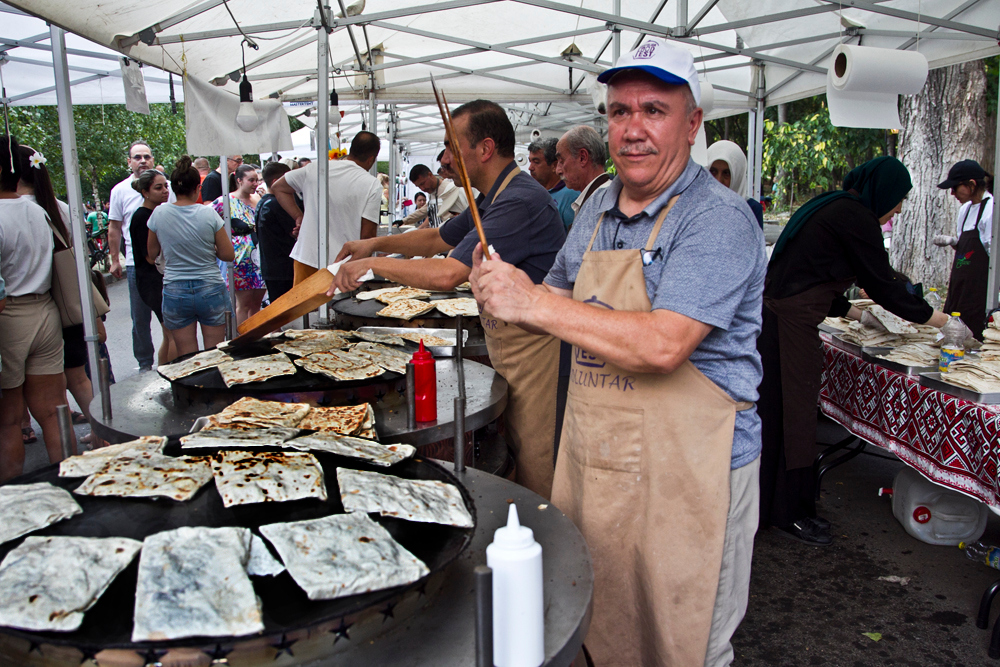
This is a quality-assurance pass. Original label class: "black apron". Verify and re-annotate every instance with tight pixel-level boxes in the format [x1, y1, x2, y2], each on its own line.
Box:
[944, 198, 991, 339]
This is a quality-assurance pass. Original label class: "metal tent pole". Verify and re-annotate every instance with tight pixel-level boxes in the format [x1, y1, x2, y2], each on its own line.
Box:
[221, 154, 235, 338]
[612, 0, 621, 63]
[989, 63, 1000, 313]
[50, 25, 101, 397]
[369, 84, 377, 177]
[388, 106, 397, 229]
[751, 61, 765, 201]
[317, 19, 331, 325]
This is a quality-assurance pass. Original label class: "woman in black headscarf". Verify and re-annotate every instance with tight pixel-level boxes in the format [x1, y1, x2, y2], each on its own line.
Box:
[758, 156, 951, 546]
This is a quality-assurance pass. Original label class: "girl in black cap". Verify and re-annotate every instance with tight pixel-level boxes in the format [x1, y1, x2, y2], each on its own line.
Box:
[933, 159, 994, 338]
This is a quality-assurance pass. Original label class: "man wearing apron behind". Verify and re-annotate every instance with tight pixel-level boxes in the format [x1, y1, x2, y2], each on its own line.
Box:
[331, 101, 567, 498]
[472, 40, 766, 666]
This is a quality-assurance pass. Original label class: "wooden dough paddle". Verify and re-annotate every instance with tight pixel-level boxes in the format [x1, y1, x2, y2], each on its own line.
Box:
[230, 266, 336, 346]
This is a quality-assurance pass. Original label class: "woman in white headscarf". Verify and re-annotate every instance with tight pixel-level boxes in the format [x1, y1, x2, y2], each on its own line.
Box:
[707, 140, 764, 228]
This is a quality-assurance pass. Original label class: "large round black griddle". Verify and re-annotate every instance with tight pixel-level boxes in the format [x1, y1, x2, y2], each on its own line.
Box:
[0, 447, 475, 653]
[333, 291, 481, 330]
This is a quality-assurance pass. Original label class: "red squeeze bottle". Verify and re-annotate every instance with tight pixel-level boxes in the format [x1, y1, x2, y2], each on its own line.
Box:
[412, 340, 437, 422]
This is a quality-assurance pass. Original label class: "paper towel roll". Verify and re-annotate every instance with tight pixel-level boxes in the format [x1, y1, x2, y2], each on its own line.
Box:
[826, 44, 928, 129]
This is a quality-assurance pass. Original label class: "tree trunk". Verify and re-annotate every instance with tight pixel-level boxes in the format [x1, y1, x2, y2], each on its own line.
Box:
[892, 60, 990, 290]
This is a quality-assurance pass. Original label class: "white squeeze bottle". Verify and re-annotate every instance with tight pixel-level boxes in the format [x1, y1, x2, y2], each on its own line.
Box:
[486, 504, 544, 667]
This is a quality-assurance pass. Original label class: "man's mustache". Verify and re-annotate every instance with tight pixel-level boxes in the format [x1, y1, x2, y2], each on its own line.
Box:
[617, 145, 659, 156]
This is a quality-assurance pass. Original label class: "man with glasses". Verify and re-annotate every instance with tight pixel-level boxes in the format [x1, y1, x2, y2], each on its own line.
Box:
[200, 155, 243, 203]
[108, 141, 174, 371]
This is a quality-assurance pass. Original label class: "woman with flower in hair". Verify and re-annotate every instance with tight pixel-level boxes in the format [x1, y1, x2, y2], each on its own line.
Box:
[213, 163, 265, 324]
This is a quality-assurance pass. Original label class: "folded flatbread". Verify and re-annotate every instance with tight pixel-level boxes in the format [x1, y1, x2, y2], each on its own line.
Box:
[295, 350, 383, 382]
[350, 342, 410, 375]
[273, 337, 349, 357]
[0, 536, 141, 632]
[248, 534, 285, 576]
[433, 297, 479, 318]
[180, 426, 301, 449]
[282, 329, 351, 344]
[132, 526, 263, 641]
[297, 404, 373, 435]
[157, 349, 233, 381]
[59, 436, 167, 477]
[455, 281, 471, 291]
[210, 397, 311, 429]
[349, 330, 407, 346]
[0, 483, 82, 546]
[337, 468, 474, 528]
[867, 304, 917, 335]
[74, 453, 213, 502]
[259, 513, 428, 600]
[217, 353, 297, 387]
[288, 433, 415, 466]
[211, 451, 327, 507]
[375, 287, 432, 304]
[376, 299, 436, 321]
[355, 286, 407, 301]
[397, 332, 455, 347]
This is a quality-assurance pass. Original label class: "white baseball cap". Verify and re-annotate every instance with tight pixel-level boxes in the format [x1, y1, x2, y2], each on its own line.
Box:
[597, 38, 701, 106]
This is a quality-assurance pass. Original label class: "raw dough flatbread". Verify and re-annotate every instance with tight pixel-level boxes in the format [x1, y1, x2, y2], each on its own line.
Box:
[211, 451, 327, 507]
[74, 453, 213, 502]
[157, 349, 233, 381]
[295, 351, 384, 382]
[217, 353, 297, 387]
[59, 436, 167, 477]
[288, 433, 415, 466]
[349, 330, 407, 346]
[132, 526, 262, 641]
[0, 536, 141, 632]
[397, 332, 455, 347]
[248, 534, 285, 576]
[376, 299, 436, 321]
[0, 483, 82, 546]
[337, 468, 474, 528]
[259, 513, 428, 600]
[432, 297, 479, 317]
[297, 404, 374, 435]
[211, 397, 311, 429]
[180, 426, 301, 449]
[375, 287, 432, 304]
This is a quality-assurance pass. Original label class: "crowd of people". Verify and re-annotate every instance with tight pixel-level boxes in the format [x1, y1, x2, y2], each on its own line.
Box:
[0, 34, 991, 667]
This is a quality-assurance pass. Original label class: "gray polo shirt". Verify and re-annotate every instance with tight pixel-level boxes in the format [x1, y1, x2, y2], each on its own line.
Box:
[545, 159, 766, 469]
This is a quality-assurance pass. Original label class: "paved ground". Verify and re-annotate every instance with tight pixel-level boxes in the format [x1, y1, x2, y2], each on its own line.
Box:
[19, 277, 1000, 664]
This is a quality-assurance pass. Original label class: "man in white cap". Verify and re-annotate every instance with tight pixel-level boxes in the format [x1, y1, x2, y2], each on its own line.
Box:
[472, 39, 764, 666]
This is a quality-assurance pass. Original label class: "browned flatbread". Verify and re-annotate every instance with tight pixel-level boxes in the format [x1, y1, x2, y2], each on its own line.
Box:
[158, 349, 233, 381]
[375, 287, 432, 304]
[210, 397, 311, 429]
[297, 404, 374, 435]
[397, 332, 454, 347]
[432, 297, 479, 317]
[282, 330, 351, 344]
[376, 299, 436, 321]
[216, 353, 297, 387]
[273, 337, 348, 357]
[294, 351, 383, 382]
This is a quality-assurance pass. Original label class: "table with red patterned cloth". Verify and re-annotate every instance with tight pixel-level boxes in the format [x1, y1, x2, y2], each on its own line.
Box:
[819, 337, 1000, 512]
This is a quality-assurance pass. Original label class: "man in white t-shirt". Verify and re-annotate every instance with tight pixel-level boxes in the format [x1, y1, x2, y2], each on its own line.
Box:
[270, 132, 382, 285]
[108, 141, 174, 371]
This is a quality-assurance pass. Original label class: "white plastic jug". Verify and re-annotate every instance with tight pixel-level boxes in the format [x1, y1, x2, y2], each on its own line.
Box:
[890, 467, 988, 546]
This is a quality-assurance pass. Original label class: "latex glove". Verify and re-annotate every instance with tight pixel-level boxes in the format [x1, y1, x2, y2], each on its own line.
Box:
[932, 234, 959, 247]
[860, 310, 887, 332]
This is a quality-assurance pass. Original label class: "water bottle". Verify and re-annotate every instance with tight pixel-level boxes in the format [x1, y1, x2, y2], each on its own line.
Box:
[939, 312, 966, 372]
[925, 288, 941, 310]
[960, 541, 1000, 569]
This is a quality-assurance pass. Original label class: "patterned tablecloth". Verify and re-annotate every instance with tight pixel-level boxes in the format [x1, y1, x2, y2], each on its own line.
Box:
[819, 338, 1000, 512]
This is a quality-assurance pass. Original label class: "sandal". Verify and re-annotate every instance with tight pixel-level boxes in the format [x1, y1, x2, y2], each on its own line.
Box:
[21, 426, 37, 444]
[71, 411, 88, 425]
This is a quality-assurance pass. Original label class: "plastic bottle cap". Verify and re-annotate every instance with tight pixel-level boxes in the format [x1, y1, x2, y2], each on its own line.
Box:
[493, 504, 535, 549]
[951, 312, 961, 317]
[412, 340, 433, 362]
[929, 288, 937, 292]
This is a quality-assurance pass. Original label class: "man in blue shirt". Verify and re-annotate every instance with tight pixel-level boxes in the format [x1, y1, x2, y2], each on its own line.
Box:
[528, 137, 579, 230]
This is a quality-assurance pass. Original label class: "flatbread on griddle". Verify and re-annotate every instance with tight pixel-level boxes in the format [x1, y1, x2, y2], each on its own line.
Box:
[348, 330, 407, 346]
[273, 337, 349, 357]
[216, 353, 297, 387]
[397, 331, 455, 347]
[74, 453, 213, 502]
[294, 351, 384, 382]
[157, 349, 233, 381]
[59, 436, 167, 477]
[282, 329, 351, 343]
[180, 426, 301, 448]
[337, 468, 474, 528]
[259, 513, 428, 600]
[211, 397, 311, 429]
[211, 450, 327, 507]
[375, 287, 432, 304]
[376, 299, 436, 321]
[0, 483, 82, 546]
[0, 536, 141, 632]
[432, 297, 479, 317]
[287, 433, 415, 466]
[455, 281, 471, 291]
[355, 286, 406, 301]
[348, 343, 409, 375]
[297, 404, 373, 435]
[247, 534, 285, 577]
[132, 526, 262, 641]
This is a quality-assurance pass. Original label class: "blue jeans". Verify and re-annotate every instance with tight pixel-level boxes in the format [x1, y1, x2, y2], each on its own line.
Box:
[126, 265, 154, 370]
[162, 280, 231, 329]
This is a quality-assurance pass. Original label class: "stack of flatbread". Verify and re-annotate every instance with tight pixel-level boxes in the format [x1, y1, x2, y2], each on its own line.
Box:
[941, 358, 1000, 394]
[59, 436, 167, 477]
[132, 526, 264, 641]
[876, 343, 939, 368]
[350, 342, 410, 375]
[821, 317, 853, 332]
[157, 349, 233, 381]
[0, 535, 142, 632]
[298, 403, 376, 438]
[0, 483, 82, 546]
[837, 321, 901, 347]
[259, 513, 429, 600]
[288, 433, 415, 466]
[981, 315, 1000, 359]
[376, 298, 436, 321]
[295, 350, 384, 381]
[73, 453, 213, 502]
[217, 352, 297, 387]
[203, 397, 311, 430]
[433, 297, 479, 318]
[337, 468, 474, 528]
[210, 451, 327, 507]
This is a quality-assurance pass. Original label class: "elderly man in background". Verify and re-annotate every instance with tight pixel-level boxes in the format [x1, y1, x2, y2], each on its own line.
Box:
[400, 163, 469, 229]
[472, 39, 764, 666]
[528, 136, 579, 229]
[555, 125, 612, 216]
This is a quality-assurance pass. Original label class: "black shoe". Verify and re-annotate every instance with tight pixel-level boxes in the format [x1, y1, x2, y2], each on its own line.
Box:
[811, 515, 832, 531]
[773, 519, 833, 546]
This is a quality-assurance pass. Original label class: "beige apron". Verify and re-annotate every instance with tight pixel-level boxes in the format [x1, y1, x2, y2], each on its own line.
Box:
[480, 166, 562, 499]
[551, 199, 752, 666]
